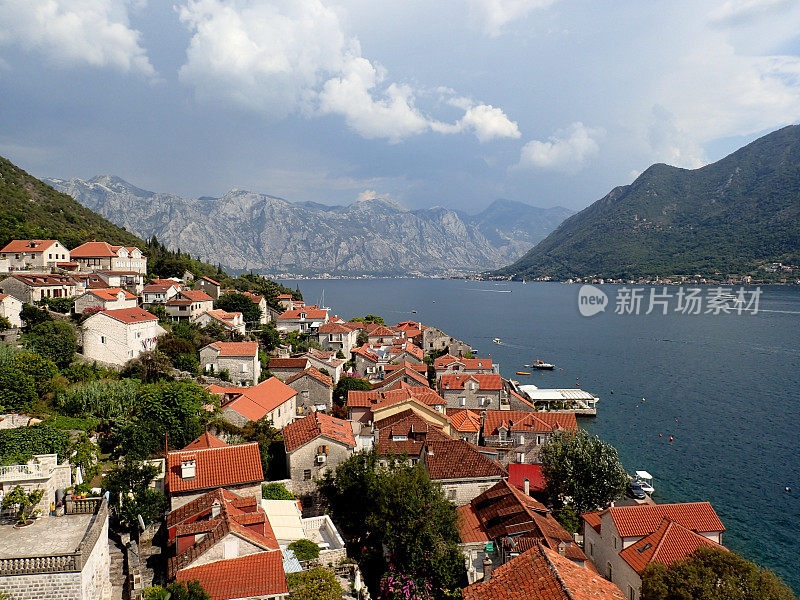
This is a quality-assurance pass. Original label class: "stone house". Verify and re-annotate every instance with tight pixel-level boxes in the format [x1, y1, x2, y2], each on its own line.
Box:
[456, 503, 492, 584]
[196, 309, 246, 335]
[0, 453, 72, 517]
[267, 357, 310, 382]
[276, 294, 294, 309]
[0, 496, 111, 600]
[237, 291, 269, 324]
[166, 488, 287, 600]
[470, 479, 589, 568]
[422, 326, 473, 356]
[141, 280, 183, 304]
[582, 502, 726, 600]
[275, 305, 329, 333]
[438, 374, 504, 410]
[0, 273, 77, 302]
[434, 354, 496, 380]
[370, 364, 431, 391]
[207, 378, 298, 429]
[166, 436, 264, 510]
[200, 341, 260, 386]
[347, 388, 448, 428]
[68, 241, 147, 274]
[367, 325, 401, 345]
[196, 276, 222, 299]
[422, 440, 506, 506]
[82, 306, 166, 367]
[302, 349, 345, 384]
[165, 289, 214, 322]
[482, 410, 578, 464]
[95, 271, 145, 295]
[461, 542, 626, 600]
[446, 409, 482, 444]
[0, 239, 70, 271]
[283, 412, 356, 496]
[316, 322, 358, 358]
[0, 294, 23, 328]
[73, 287, 138, 315]
[284, 367, 334, 414]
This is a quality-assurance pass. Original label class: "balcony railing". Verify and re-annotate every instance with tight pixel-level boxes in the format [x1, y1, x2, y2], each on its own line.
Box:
[0, 464, 44, 481]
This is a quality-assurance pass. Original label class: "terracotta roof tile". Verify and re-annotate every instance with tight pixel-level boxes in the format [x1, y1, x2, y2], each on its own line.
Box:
[348, 387, 446, 408]
[98, 306, 158, 324]
[424, 439, 507, 480]
[318, 322, 353, 334]
[283, 412, 356, 452]
[183, 432, 229, 450]
[440, 373, 503, 391]
[463, 543, 625, 600]
[619, 518, 726, 574]
[218, 378, 297, 422]
[457, 503, 490, 544]
[448, 409, 481, 433]
[204, 341, 258, 357]
[176, 551, 287, 600]
[0, 239, 58, 253]
[268, 357, 310, 369]
[508, 463, 547, 493]
[483, 411, 578, 436]
[435, 355, 494, 370]
[285, 366, 333, 388]
[84, 287, 137, 301]
[167, 441, 263, 493]
[602, 502, 725, 538]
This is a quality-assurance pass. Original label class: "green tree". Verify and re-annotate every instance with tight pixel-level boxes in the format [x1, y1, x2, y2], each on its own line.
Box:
[103, 460, 168, 528]
[241, 417, 284, 479]
[0, 351, 59, 411]
[641, 546, 796, 600]
[356, 331, 368, 347]
[259, 323, 281, 351]
[333, 376, 371, 409]
[0, 424, 71, 465]
[262, 482, 294, 500]
[288, 539, 320, 561]
[540, 429, 628, 513]
[0, 316, 11, 330]
[122, 350, 173, 383]
[23, 320, 76, 368]
[2, 485, 44, 524]
[216, 292, 262, 326]
[351, 315, 384, 325]
[144, 581, 211, 600]
[20, 304, 52, 331]
[288, 567, 343, 600]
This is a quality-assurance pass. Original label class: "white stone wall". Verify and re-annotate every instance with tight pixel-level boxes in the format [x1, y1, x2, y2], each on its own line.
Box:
[434, 476, 500, 506]
[287, 440, 353, 496]
[80, 516, 111, 600]
[287, 376, 332, 413]
[441, 388, 501, 410]
[0, 295, 23, 328]
[83, 314, 164, 366]
[200, 354, 260, 386]
[0, 570, 81, 599]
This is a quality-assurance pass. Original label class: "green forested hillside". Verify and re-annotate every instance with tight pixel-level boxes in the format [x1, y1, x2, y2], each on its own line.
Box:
[495, 125, 800, 280]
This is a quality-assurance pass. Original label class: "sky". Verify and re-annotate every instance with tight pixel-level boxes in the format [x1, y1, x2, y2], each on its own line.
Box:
[1, 0, 800, 213]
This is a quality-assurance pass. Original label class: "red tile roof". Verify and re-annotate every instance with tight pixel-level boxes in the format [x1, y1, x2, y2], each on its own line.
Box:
[268, 357, 310, 369]
[440, 373, 503, 391]
[85, 287, 137, 301]
[143, 282, 179, 293]
[384, 361, 428, 374]
[0, 239, 58, 253]
[70, 241, 129, 258]
[448, 409, 481, 433]
[177, 289, 213, 302]
[597, 502, 725, 538]
[183, 432, 229, 450]
[8, 274, 76, 287]
[285, 366, 333, 388]
[372, 366, 430, 389]
[203, 309, 242, 328]
[457, 503, 490, 544]
[219, 378, 297, 422]
[435, 355, 494, 370]
[276, 294, 292, 299]
[369, 325, 398, 337]
[99, 306, 158, 324]
[277, 306, 329, 320]
[176, 551, 287, 600]
[283, 412, 356, 452]
[424, 439, 507, 480]
[180, 549, 287, 599]
[483, 411, 578, 436]
[201, 276, 220, 285]
[463, 543, 626, 600]
[348, 387, 446, 408]
[619, 518, 726, 575]
[318, 322, 353, 334]
[508, 463, 547, 493]
[204, 341, 258, 357]
[167, 441, 263, 493]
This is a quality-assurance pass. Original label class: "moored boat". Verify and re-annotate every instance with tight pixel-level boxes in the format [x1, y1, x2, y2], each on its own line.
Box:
[531, 359, 555, 370]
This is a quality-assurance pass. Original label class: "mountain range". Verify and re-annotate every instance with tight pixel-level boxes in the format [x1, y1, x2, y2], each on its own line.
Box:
[44, 177, 572, 276]
[495, 124, 800, 280]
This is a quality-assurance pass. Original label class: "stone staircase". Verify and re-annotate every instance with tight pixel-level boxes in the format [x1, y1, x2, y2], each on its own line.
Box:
[108, 532, 127, 600]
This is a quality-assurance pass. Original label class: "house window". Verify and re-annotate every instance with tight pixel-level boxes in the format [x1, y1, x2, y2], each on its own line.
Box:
[589, 542, 593, 556]
[100, 335, 106, 344]
[240, 363, 246, 372]
[303, 469, 312, 480]
[629, 586, 635, 600]
[447, 488, 457, 500]
[519, 435, 525, 444]
[302, 391, 309, 400]
[459, 397, 465, 407]
[607, 563, 613, 582]
[614, 536, 618, 549]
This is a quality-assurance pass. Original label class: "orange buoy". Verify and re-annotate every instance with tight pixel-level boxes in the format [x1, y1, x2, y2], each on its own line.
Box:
[669, 436, 674, 442]
[659, 433, 662, 437]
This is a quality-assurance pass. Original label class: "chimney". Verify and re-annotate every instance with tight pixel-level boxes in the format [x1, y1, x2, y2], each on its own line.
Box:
[482, 556, 493, 581]
[180, 457, 196, 479]
[557, 541, 566, 556]
[211, 500, 221, 518]
[524, 477, 530, 496]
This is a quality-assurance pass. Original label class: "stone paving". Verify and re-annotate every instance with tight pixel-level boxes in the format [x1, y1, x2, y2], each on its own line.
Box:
[0, 514, 94, 558]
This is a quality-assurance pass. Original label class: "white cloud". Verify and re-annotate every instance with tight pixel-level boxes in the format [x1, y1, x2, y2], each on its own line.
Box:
[468, 0, 560, 36]
[708, 0, 792, 27]
[517, 122, 604, 171]
[0, 0, 154, 76]
[178, 0, 520, 143]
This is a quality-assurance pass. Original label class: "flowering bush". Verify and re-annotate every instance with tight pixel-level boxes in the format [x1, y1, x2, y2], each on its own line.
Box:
[379, 573, 433, 600]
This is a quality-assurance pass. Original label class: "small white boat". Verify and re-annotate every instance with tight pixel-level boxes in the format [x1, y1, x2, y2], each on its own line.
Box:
[492, 338, 502, 345]
[634, 470, 655, 494]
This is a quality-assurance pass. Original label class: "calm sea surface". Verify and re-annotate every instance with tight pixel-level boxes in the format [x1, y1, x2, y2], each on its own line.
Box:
[282, 278, 800, 592]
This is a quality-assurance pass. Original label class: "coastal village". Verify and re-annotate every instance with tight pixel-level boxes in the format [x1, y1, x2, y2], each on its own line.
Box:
[0, 238, 783, 600]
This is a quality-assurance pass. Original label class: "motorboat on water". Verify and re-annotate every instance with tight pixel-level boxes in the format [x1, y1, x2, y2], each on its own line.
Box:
[633, 470, 655, 494]
[492, 338, 502, 345]
[531, 360, 555, 370]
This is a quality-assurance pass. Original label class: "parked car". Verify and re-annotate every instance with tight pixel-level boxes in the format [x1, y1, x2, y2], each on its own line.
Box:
[626, 481, 647, 500]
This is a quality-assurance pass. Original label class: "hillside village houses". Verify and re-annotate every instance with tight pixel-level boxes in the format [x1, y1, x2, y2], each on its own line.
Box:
[0, 239, 740, 600]
[0, 239, 71, 271]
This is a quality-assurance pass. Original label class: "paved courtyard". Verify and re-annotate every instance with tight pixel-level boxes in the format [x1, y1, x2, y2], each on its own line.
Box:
[0, 514, 94, 558]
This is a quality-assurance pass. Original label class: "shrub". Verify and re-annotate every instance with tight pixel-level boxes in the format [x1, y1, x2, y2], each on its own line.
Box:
[262, 483, 294, 500]
[288, 539, 320, 561]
